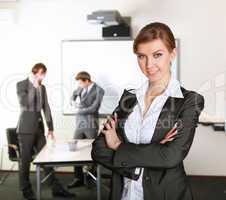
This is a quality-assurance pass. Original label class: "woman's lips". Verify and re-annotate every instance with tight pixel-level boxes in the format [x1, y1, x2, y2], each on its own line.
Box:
[147, 70, 158, 75]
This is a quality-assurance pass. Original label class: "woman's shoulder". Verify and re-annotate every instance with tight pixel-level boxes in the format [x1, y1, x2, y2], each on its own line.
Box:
[180, 86, 205, 108]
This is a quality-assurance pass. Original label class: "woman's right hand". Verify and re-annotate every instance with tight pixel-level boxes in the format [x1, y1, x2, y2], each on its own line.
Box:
[102, 114, 122, 151]
[160, 126, 177, 144]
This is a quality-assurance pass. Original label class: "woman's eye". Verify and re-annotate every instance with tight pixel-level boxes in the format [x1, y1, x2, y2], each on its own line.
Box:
[137, 54, 145, 59]
[153, 53, 162, 58]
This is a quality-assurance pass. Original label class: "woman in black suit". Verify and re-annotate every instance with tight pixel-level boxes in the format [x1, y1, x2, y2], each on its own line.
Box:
[92, 22, 204, 200]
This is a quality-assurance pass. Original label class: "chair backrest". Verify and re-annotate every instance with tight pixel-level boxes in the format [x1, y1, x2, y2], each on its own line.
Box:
[6, 128, 19, 162]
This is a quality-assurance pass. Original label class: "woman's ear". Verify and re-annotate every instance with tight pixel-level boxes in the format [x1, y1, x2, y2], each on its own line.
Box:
[170, 48, 177, 63]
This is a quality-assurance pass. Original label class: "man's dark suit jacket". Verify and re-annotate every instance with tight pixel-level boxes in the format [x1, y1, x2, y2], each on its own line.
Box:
[71, 83, 105, 133]
[92, 87, 204, 200]
[16, 78, 53, 134]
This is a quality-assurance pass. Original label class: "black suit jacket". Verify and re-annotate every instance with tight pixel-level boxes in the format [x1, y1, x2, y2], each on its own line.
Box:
[91, 87, 204, 200]
[16, 78, 53, 134]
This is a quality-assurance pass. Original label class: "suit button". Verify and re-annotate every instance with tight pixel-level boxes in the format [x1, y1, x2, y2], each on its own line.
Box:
[145, 176, 150, 181]
[121, 162, 127, 167]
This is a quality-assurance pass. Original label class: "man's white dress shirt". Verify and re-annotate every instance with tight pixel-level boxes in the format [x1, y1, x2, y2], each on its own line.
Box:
[81, 82, 94, 98]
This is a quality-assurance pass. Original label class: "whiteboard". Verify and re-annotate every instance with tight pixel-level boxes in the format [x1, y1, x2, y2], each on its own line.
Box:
[61, 40, 180, 115]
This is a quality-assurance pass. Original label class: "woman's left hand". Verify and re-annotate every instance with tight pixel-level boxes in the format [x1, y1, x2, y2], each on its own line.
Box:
[102, 113, 122, 150]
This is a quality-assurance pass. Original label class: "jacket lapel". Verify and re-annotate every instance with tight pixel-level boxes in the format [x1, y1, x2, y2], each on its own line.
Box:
[80, 83, 96, 102]
[115, 87, 185, 143]
[114, 89, 138, 142]
[40, 85, 44, 107]
[114, 89, 138, 119]
[150, 96, 185, 143]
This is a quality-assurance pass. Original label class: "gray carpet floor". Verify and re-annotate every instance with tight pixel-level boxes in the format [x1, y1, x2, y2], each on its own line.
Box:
[1, 171, 226, 200]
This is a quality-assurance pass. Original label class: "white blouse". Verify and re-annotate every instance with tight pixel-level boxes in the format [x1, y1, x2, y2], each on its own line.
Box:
[121, 76, 184, 200]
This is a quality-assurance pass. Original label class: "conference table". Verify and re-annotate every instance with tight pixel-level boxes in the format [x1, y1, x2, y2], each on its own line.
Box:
[33, 139, 102, 200]
[198, 112, 225, 131]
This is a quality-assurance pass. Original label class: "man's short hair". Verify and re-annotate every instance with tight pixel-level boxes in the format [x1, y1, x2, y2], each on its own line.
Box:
[32, 63, 47, 74]
[75, 71, 91, 82]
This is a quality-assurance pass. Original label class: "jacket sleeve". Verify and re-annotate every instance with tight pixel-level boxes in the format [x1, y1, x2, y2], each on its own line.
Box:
[42, 86, 54, 131]
[91, 133, 141, 180]
[71, 87, 82, 102]
[16, 81, 31, 108]
[76, 87, 105, 115]
[113, 93, 205, 169]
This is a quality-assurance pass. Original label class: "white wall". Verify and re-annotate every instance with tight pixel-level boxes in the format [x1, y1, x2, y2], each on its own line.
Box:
[0, 0, 225, 175]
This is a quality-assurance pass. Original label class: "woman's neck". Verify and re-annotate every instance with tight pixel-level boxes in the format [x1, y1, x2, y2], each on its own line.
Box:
[147, 73, 171, 97]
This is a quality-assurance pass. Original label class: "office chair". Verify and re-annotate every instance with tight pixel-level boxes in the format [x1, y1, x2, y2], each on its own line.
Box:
[0, 128, 19, 185]
[1, 128, 110, 189]
[0, 128, 54, 186]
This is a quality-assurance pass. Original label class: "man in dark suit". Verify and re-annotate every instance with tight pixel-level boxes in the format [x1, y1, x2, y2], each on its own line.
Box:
[16, 63, 75, 200]
[67, 71, 104, 188]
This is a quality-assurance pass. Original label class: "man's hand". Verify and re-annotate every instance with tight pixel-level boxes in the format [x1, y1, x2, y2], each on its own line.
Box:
[70, 100, 74, 106]
[160, 126, 177, 144]
[102, 113, 122, 150]
[33, 77, 41, 88]
[47, 130, 55, 141]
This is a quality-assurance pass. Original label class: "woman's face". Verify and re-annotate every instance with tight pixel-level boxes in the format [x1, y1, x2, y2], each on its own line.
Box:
[136, 39, 176, 83]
